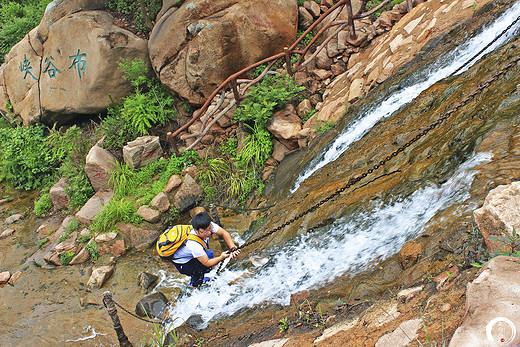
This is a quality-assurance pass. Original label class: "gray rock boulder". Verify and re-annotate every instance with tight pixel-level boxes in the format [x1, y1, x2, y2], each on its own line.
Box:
[75, 190, 114, 225]
[123, 136, 163, 169]
[135, 292, 169, 319]
[137, 206, 161, 224]
[148, 0, 298, 105]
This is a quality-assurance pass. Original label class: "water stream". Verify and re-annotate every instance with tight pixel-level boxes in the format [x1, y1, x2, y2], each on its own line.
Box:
[164, 152, 492, 328]
[291, 1, 520, 193]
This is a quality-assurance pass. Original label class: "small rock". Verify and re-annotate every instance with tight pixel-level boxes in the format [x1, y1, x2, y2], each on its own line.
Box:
[440, 303, 451, 312]
[164, 174, 182, 193]
[0, 271, 11, 284]
[87, 265, 114, 290]
[135, 292, 169, 319]
[0, 228, 15, 239]
[5, 214, 23, 224]
[397, 285, 424, 303]
[94, 232, 118, 243]
[137, 272, 159, 290]
[137, 206, 161, 223]
[8, 271, 22, 285]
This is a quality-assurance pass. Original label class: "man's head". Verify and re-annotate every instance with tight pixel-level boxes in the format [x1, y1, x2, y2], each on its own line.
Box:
[191, 212, 212, 232]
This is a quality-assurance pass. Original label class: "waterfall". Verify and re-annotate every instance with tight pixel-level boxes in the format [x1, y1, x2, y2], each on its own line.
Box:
[159, 1, 520, 330]
[162, 152, 491, 328]
[291, 1, 520, 193]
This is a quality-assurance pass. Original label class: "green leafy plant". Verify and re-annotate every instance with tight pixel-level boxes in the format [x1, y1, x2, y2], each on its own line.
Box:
[315, 120, 335, 134]
[58, 218, 80, 243]
[38, 237, 49, 248]
[490, 228, 520, 258]
[60, 251, 75, 265]
[90, 198, 142, 233]
[301, 109, 318, 123]
[86, 241, 100, 262]
[0, 0, 51, 63]
[279, 317, 289, 333]
[34, 193, 53, 216]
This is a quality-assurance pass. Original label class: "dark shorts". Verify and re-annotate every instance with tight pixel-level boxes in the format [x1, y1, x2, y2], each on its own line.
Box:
[170, 250, 214, 287]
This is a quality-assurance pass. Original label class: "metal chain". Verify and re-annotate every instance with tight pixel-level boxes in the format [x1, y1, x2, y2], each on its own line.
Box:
[109, 298, 169, 326]
[236, 55, 520, 251]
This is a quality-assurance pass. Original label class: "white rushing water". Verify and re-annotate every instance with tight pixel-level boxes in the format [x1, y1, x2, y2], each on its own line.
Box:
[290, 1, 520, 193]
[162, 152, 492, 328]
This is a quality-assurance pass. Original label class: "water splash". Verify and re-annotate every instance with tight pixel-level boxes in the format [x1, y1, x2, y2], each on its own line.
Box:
[291, 2, 520, 193]
[167, 152, 492, 329]
[62, 325, 107, 343]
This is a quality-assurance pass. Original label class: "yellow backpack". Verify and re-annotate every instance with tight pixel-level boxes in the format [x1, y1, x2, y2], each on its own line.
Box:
[156, 225, 206, 258]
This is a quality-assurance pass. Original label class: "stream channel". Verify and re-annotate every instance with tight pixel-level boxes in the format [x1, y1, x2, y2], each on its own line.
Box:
[1, 2, 520, 345]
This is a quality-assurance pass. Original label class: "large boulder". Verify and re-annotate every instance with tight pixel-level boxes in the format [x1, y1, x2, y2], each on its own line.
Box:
[148, 0, 298, 105]
[0, 5, 148, 124]
[449, 256, 520, 346]
[84, 145, 118, 192]
[474, 182, 520, 253]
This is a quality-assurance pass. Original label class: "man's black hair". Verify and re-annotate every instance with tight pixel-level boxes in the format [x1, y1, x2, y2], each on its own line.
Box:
[191, 212, 212, 230]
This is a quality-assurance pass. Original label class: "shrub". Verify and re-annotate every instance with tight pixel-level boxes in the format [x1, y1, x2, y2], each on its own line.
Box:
[0, 124, 57, 189]
[34, 193, 53, 216]
[0, 0, 51, 63]
[106, 0, 163, 33]
[90, 198, 142, 233]
[60, 251, 75, 265]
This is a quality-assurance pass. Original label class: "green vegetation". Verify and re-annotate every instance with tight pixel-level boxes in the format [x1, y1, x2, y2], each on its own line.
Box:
[38, 236, 49, 248]
[34, 192, 52, 216]
[278, 317, 289, 333]
[366, 0, 405, 18]
[0, 0, 51, 64]
[106, 0, 163, 33]
[315, 120, 335, 134]
[60, 251, 75, 265]
[99, 58, 177, 149]
[58, 218, 79, 243]
[86, 241, 100, 262]
[490, 227, 520, 258]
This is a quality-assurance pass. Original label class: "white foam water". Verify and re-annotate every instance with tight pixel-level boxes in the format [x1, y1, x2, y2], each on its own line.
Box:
[165, 152, 492, 329]
[291, 1, 520, 192]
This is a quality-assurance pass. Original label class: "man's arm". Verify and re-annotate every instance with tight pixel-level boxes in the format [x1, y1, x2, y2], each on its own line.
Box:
[215, 226, 241, 258]
[197, 251, 231, 267]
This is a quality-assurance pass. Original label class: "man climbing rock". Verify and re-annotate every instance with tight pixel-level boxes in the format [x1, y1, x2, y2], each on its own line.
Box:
[156, 212, 240, 288]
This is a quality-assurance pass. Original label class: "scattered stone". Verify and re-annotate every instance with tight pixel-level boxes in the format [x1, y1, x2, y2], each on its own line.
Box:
[440, 303, 451, 312]
[5, 214, 23, 224]
[123, 136, 163, 169]
[137, 272, 159, 290]
[0, 271, 11, 284]
[87, 265, 114, 290]
[375, 319, 422, 347]
[474, 181, 520, 253]
[137, 206, 161, 223]
[49, 178, 70, 211]
[150, 192, 170, 212]
[173, 175, 204, 213]
[189, 207, 206, 218]
[135, 292, 169, 319]
[8, 271, 22, 286]
[0, 228, 15, 239]
[266, 104, 301, 150]
[69, 247, 90, 265]
[164, 174, 182, 193]
[94, 232, 118, 243]
[182, 165, 198, 178]
[397, 285, 424, 303]
[84, 145, 118, 192]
